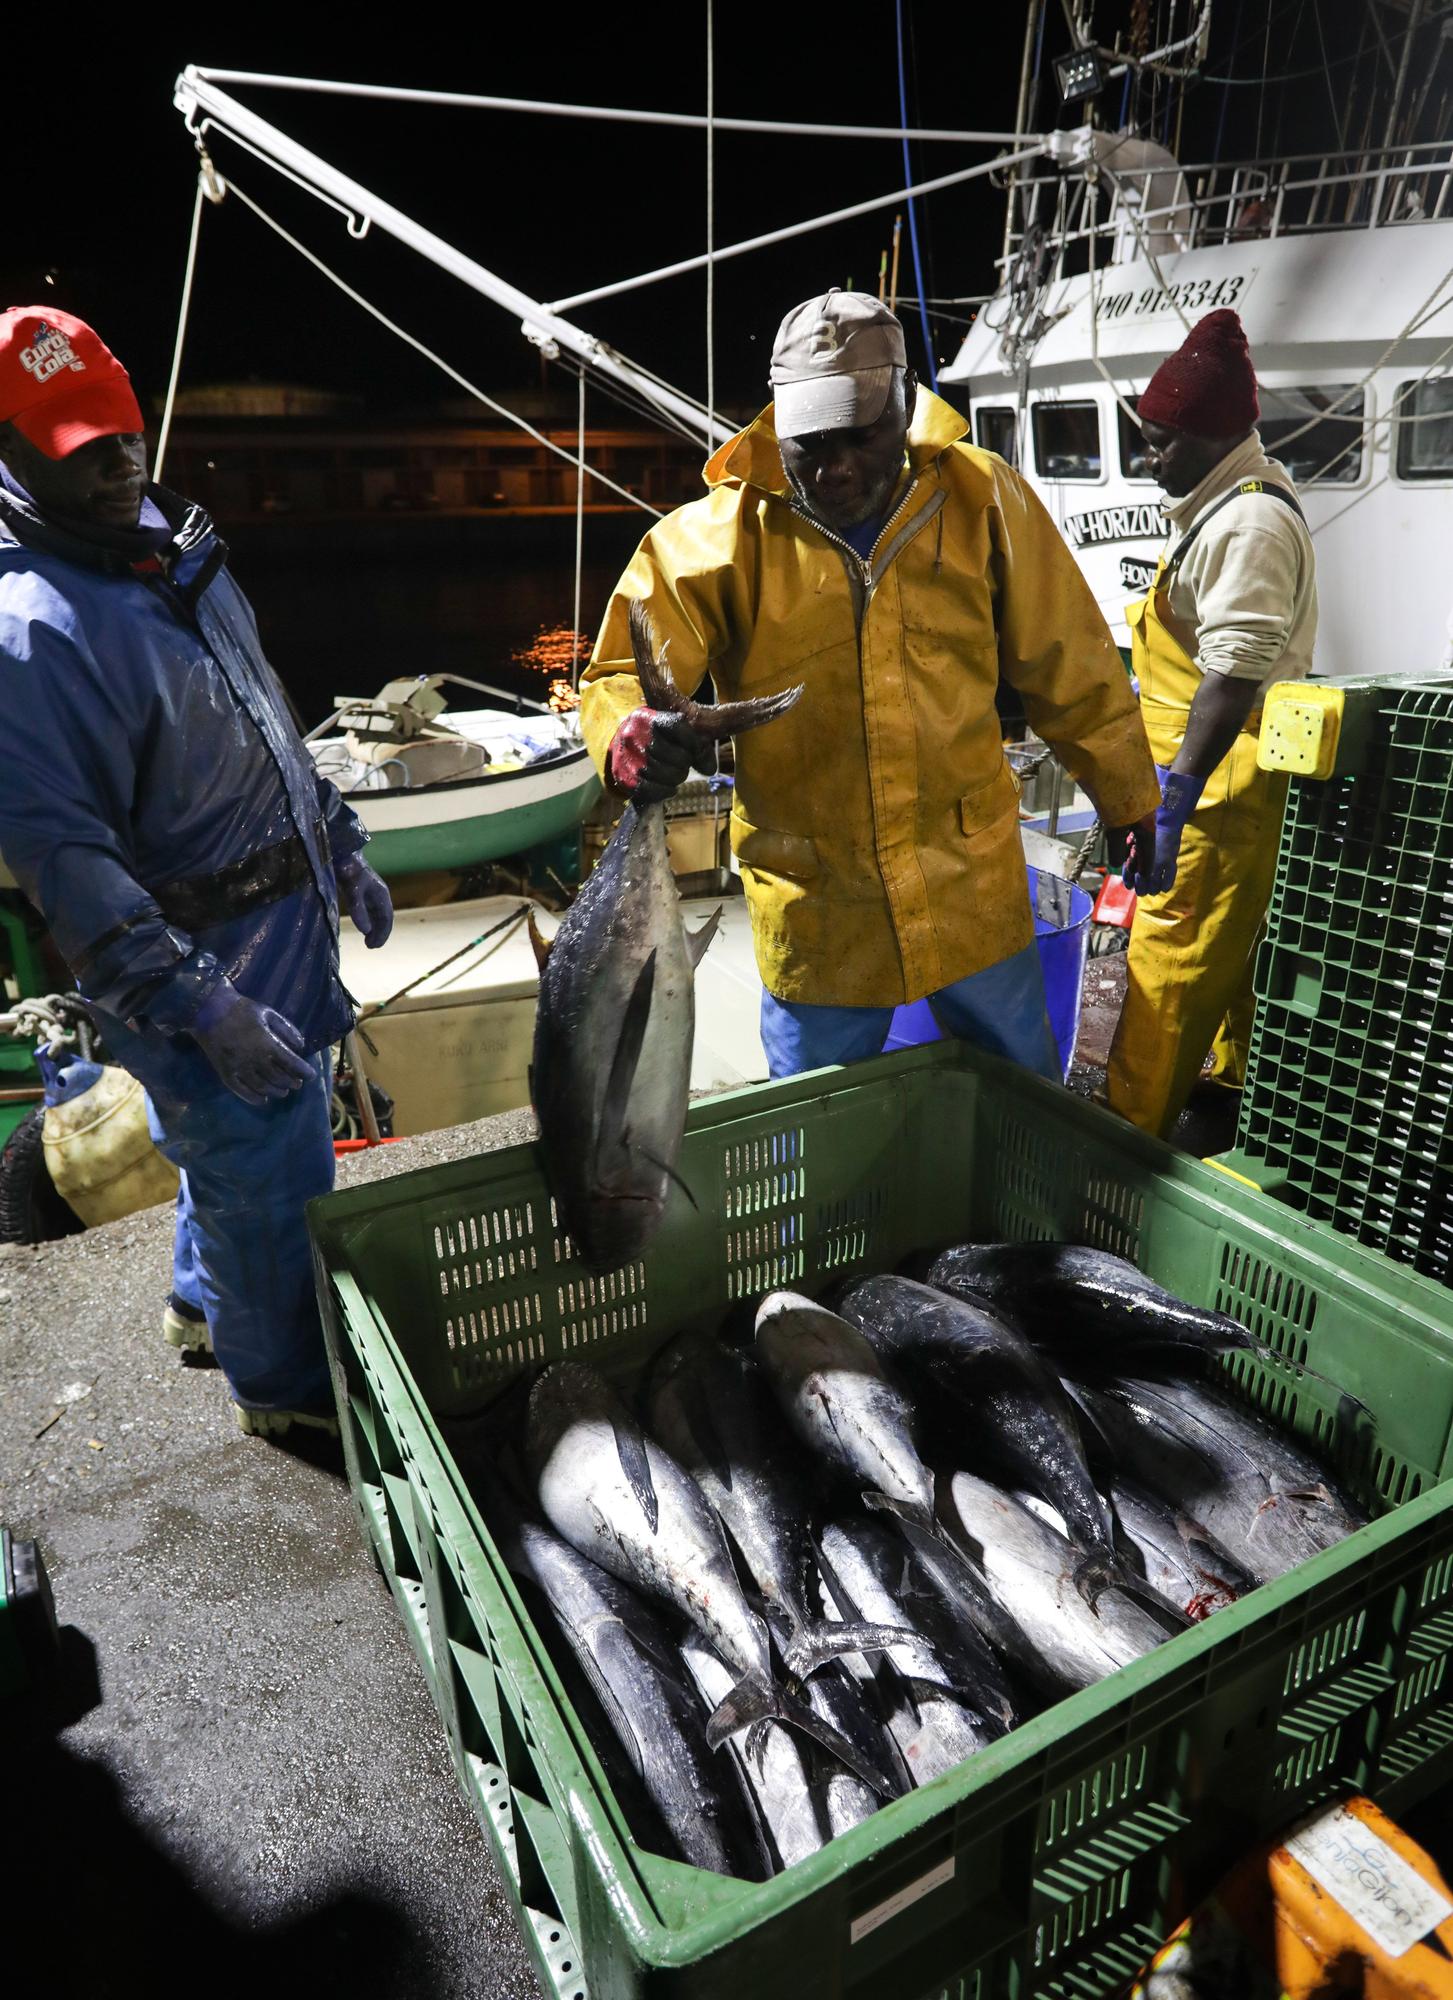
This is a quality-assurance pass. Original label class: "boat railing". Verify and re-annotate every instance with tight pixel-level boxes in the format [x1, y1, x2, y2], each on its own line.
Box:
[1004, 136, 1453, 276]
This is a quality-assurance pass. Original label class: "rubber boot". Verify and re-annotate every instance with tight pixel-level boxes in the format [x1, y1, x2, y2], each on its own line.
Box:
[162, 1294, 211, 1356]
[233, 1403, 339, 1440]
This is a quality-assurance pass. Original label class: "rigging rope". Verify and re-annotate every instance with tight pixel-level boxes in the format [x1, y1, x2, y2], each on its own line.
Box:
[706, 0, 716, 437]
[896, 0, 939, 390]
[154, 157, 222, 481]
[1261, 264, 1453, 456]
[573, 367, 586, 685]
[220, 174, 665, 518]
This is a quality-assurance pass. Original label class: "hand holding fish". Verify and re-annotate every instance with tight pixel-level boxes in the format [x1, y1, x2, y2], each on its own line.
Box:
[608, 704, 715, 805]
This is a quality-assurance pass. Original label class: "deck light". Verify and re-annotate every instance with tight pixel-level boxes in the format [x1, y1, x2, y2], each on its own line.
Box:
[1054, 46, 1108, 105]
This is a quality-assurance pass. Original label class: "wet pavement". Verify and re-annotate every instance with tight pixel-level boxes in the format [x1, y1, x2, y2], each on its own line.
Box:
[5, 1109, 544, 2000]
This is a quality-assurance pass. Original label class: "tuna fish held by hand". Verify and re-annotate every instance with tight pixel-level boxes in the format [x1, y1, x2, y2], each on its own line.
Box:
[530, 603, 802, 1270]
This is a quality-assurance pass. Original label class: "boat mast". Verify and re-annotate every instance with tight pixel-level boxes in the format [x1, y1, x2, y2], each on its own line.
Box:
[1381, 0, 1428, 157]
[1003, 0, 1049, 266]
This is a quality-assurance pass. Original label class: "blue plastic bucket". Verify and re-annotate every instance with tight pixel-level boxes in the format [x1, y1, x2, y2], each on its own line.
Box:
[883, 865, 1095, 1080]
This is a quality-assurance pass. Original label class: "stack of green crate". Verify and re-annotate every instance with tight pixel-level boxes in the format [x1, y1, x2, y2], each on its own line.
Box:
[1219, 678, 1453, 1280]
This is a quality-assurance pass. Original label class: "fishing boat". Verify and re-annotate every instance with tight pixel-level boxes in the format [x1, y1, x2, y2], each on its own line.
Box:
[938, 5, 1453, 676]
[305, 673, 601, 880]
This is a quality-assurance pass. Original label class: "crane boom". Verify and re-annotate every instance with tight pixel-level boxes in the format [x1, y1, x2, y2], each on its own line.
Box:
[173, 65, 729, 447]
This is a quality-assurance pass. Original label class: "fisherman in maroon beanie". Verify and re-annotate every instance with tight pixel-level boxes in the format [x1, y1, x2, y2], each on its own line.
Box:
[1106, 310, 1319, 1138]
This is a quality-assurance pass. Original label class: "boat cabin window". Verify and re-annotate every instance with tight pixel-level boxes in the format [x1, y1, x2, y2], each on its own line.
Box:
[974, 405, 1019, 466]
[1258, 385, 1365, 485]
[1032, 401, 1102, 480]
[1396, 379, 1453, 481]
[1117, 397, 1151, 480]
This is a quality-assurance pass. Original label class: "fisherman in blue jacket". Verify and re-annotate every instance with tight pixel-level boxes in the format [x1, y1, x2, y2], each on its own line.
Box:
[0, 306, 393, 1438]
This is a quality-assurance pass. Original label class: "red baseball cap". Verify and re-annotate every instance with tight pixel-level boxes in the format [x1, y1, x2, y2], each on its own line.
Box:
[0, 307, 145, 459]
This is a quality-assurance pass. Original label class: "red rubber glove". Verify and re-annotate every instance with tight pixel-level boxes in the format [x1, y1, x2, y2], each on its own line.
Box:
[607, 708, 714, 806]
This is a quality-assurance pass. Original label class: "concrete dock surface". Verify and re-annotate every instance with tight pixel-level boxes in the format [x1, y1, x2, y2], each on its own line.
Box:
[5, 1108, 545, 2000]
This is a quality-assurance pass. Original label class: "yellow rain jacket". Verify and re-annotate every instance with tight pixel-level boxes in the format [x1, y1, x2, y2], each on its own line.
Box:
[579, 390, 1160, 1007]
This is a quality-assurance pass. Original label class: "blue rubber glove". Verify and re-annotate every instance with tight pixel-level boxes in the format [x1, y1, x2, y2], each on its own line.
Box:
[189, 981, 314, 1106]
[1123, 764, 1206, 897]
[335, 853, 394, 948]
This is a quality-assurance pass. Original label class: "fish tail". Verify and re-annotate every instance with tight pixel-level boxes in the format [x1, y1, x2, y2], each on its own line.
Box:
[706, 1671, 899, 1800]
[685, 685, 805, 744]
[626, 599, 803, 742]
[780, 1619, 921, 1681]
[1073, 1552, 1191, 1631]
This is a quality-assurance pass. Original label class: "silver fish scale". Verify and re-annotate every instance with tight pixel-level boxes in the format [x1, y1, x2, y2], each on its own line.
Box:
[945, 1472, 1166, 1691]
[1073, 1376, 1359, 1584]
[529, 1367, 771, 1683]
[756, 1292, 936, 1520]
[649, 1336, 821, 1629]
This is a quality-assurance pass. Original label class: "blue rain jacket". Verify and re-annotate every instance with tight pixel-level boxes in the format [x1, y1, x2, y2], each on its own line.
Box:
[0, 480, 365, 1095]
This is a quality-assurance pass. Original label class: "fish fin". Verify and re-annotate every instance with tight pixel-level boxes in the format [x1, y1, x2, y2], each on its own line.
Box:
[687, 905, 722, 969]
[679, 1367, 734, 1492]
[705, 1672, 776, 1751]
[526, 908, 554, 974]
[744, 1717, 773, 1772]
[781, 1620, 921, 1680]
[596, 948, 656, 1175]
[707, 1672, 898, 1799]
[863, 1491, 937, 1535]
[771, 1689, 900, 1800]
[1173, 1512, 1252, 1589]
[633, 1143, 699, 1211]
[1247, 1341, 1373, 1422]
[612, 1418, 658, 1536]
[901, 1677, 1009, 1744]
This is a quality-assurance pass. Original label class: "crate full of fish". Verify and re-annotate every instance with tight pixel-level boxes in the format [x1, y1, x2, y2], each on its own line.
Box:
[309, 1042, 1453, 2000]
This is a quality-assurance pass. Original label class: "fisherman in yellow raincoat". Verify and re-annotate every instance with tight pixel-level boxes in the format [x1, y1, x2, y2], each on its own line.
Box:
[1107, 309, 1318, 1138]
[579, 290, 1161, 1080]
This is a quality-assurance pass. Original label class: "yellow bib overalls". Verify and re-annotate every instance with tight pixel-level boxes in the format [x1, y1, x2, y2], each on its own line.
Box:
[1105, 486, 1294, 1139]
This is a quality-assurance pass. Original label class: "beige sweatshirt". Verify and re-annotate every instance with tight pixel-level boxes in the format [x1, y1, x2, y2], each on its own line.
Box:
[1160, 433, 1318, 685]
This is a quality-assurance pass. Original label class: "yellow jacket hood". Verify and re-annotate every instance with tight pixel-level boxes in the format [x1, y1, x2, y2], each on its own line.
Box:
[702, 388, 971, 495]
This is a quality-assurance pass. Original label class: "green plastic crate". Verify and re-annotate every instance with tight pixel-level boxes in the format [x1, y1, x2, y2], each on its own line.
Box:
[1225, 679, 1453, 1276]
[309, 1042, 1453, 2000]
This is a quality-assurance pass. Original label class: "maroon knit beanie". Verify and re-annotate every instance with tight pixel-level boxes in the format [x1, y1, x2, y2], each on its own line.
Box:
[1137, 309, 1259, 438]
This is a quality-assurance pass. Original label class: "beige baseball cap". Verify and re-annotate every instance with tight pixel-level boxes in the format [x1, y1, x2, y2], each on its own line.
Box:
[769, 290, 908, 439]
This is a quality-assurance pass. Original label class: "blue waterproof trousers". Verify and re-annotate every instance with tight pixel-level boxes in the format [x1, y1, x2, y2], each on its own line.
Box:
[146, 1054, 336, 1412]
[760, 940, 1061, 1082]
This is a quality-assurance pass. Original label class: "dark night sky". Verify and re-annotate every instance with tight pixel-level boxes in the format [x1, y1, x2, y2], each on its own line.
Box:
[5, 10, 1069, 420]
[6, 9, 1378, 422]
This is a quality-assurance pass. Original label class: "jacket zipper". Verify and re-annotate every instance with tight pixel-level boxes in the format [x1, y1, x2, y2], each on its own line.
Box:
[794, 475, 920, 616]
